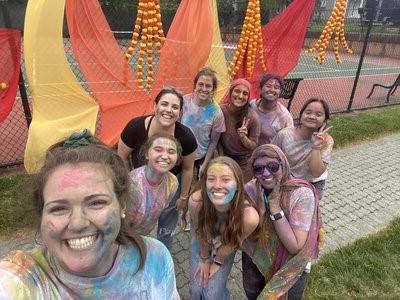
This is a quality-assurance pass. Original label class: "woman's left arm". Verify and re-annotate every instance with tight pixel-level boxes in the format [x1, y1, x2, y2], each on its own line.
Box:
[309, 124, 333, 177]
[209, 206, 259, 277]
[238, 114, 260, 150]
[175, 150, 197, 210]
[268, 185, 311, 255]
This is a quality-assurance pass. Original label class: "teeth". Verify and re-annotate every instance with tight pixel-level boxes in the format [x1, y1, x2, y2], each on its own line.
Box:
[158, 161, 169, 166]
[67, 235, 96, 249]
[213, 192, 225, 197]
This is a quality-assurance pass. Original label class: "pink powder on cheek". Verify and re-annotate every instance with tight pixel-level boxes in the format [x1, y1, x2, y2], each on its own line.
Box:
[42, 220, 61, 241]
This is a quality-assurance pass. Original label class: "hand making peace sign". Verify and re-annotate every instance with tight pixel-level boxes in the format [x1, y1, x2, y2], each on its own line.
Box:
[237, 117, 250, 139]
[311, 123, 332, 149]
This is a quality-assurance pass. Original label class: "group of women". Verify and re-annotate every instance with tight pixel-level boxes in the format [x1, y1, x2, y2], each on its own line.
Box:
[0, 67, 333, 299]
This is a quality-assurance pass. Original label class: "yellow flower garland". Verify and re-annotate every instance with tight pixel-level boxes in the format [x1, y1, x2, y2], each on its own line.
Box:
[126, 0, 165, 90]
[0, 82, 8, 90]
[305, 0, 352, 64]
[227, 0, 266, 79]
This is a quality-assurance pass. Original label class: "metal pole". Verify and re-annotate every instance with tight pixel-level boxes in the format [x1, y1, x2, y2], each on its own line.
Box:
[0, 0, 32, 126]
[347, 1, 377, 111]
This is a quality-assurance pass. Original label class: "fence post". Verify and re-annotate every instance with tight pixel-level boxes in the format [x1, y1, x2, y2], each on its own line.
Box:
[0, 0, 32, 127]
[347, 1, 377, 111]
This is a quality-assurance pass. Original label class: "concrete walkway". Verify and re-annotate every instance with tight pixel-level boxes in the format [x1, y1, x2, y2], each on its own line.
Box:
[1, 133, 400, 299]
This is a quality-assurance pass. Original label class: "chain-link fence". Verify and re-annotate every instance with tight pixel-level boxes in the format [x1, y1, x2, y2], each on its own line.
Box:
[1, 1, 399, 169]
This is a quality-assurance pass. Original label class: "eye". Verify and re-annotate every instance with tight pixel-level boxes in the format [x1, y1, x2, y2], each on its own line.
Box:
[172, 105, 180, 110]
[49, 206, 69, 216]
[88, 199, 108, 209]
[168, 149, 177, 155]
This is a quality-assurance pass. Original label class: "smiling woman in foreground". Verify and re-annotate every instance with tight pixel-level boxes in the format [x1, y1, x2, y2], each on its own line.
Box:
[0, 130, 179, 299]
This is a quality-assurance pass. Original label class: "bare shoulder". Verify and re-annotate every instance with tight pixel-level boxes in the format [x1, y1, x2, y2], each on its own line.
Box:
[243, 205, 260, 231]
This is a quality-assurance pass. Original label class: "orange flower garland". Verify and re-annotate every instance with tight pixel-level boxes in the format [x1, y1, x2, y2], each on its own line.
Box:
[126, 0, 165, 90]
[227, 0, 266, 79]
[0, 82, 7, 90]
[305, 0, 352, 64]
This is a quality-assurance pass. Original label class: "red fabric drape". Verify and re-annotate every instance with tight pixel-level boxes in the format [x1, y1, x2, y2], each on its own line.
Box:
[235, 0, 316, 99]
[0, 29, 21, 122]
[66, 0, 151, 146]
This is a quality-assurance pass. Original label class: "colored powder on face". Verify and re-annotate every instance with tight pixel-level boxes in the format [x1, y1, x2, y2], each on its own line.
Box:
[58, 170, 85, 191]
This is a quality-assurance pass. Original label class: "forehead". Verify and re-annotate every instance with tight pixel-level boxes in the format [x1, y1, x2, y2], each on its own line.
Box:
[253, 156, 280, 165]
[264, 79, 281, 86]
[207, 163, 235, 176]
[45, 163, 112, 192]
[196, 75, 213, 85]
[158, 93, 181, 105]
[304, 101, 324, 112]
[150, 137, 177, 149]
[233, 84, 249, 92]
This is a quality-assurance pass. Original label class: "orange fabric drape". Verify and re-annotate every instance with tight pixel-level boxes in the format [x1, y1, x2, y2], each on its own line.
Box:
[235, 0, 316, 99]
[0, 29, 21, 122]
[152, 0, 214, 94]
[66, 0, 151, 146]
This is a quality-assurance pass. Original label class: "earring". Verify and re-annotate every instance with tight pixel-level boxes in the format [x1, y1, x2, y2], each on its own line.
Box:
[121, 213, 126, 219]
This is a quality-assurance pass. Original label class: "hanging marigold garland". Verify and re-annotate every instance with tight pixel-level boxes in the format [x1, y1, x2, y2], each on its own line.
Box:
[305, 0, 352, 64]
[227, 0, 267, 79]
[0, 83, 7, 90]
[125, 0, 165, 90]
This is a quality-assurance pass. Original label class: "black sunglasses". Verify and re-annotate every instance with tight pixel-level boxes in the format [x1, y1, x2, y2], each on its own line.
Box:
[253, 162, 281, 176]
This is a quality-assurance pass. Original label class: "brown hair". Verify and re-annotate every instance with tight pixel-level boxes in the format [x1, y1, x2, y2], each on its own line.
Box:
[193, 156, 246, 248]
[32, 130, 147, 269]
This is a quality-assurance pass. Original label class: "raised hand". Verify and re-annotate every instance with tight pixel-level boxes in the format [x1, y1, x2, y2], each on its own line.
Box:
[311, 123, 332, 149]
[237, 117, 250, 139]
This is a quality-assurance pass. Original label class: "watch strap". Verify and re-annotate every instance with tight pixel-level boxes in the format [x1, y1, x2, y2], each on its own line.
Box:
[270, 210, 284, 221]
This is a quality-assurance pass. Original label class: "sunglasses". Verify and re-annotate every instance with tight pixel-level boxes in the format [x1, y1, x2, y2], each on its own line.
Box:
[253, 162, 281, 176]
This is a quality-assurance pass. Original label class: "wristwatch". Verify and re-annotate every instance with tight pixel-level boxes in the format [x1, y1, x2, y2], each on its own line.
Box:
[270, 210, 284, 221]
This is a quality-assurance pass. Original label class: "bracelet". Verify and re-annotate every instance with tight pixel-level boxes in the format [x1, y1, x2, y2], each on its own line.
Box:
[213, 259, 223, 266]
[179, 196, 189, 201]
[312, 145, 322, 150]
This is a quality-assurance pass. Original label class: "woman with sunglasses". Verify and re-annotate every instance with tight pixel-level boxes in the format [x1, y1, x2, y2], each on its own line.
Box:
[272, 98, 333, 199]
[188, 156, 259, 299]
[218, 79, 260, 183]
[242, 144, 322, 299]
[118, 87, 197, 250]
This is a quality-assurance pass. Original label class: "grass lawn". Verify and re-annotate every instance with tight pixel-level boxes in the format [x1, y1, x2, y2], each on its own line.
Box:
[304, 217, 400, 298]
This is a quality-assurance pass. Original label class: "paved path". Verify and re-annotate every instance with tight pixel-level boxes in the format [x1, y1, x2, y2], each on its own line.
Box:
[1, 133, 400, 299]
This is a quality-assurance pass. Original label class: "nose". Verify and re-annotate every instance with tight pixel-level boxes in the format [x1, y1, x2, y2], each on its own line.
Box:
[262, 167, 272, 176]
[68, 208, 90, 231]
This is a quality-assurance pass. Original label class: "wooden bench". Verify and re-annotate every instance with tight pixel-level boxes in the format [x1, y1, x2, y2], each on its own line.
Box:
[367, 74, 400, 103]
[281, 78, 303, 111]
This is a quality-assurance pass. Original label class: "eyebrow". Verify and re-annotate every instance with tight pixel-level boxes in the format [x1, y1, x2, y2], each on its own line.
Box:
[44, 194, 111, 207]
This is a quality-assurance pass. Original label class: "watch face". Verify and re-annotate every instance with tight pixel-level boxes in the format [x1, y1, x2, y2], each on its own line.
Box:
[271, 211, 284, 220]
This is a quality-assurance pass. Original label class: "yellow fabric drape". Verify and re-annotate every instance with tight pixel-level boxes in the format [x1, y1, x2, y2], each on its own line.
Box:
[205, 0, 231, 103]
[23, 0, 99, 173]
